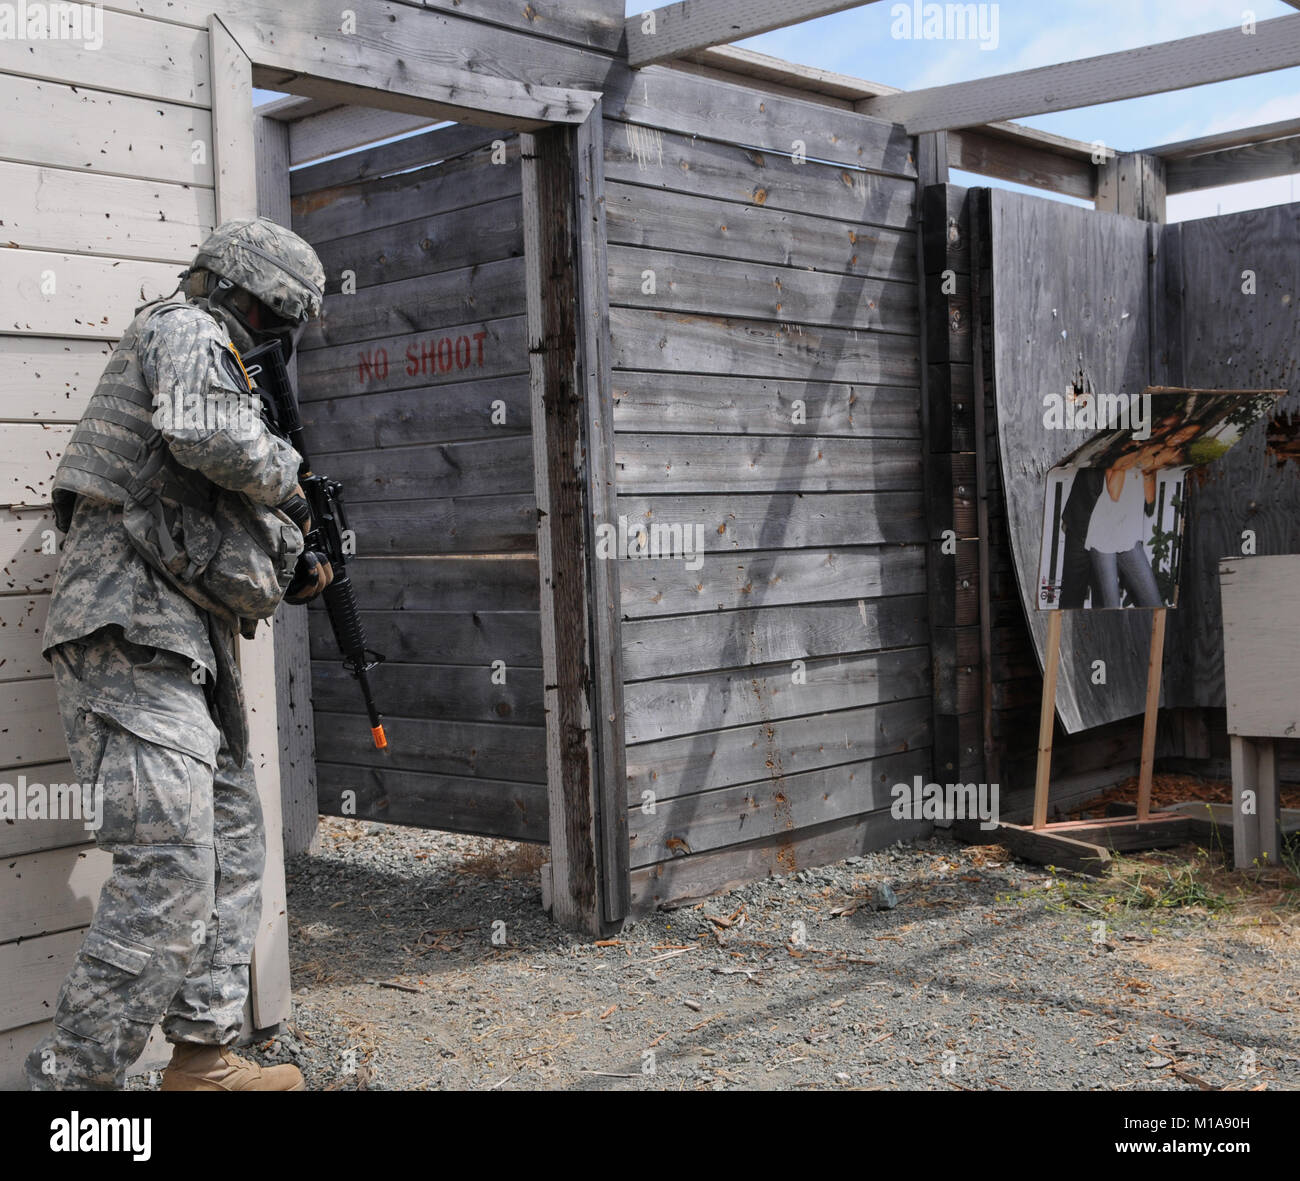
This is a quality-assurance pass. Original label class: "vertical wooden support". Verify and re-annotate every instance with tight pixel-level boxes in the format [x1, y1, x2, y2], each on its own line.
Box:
[1135, 607, 1167, 821]
[1096, 151, 1166, 221]
[1229, 734, 1258, 869]
[210, 15, 291, 1029]
[255, 110, 320, 859]
[1032, 609, 1063, 829]
[522, 106, 628, 935]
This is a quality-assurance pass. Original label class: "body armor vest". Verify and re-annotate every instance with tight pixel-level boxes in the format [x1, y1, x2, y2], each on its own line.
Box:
[52, 299, 213, 534]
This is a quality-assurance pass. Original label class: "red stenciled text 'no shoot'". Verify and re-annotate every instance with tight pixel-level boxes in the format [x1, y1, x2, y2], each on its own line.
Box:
[358, 330, 489, 385]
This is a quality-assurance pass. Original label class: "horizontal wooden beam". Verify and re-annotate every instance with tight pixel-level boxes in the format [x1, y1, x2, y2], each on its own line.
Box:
[1147, 116, 1300, 159]
[1165, 134, 1300, 194]
[862, 15, 1300, 133]
[948, 127, 1096, 200]
[255, 94, 341, 122]
[627, 0, 881, 68]
[288, 105, 446, 167]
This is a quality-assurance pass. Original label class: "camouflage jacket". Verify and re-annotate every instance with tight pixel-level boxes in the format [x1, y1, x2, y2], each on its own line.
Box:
[44, 302, 302, 682]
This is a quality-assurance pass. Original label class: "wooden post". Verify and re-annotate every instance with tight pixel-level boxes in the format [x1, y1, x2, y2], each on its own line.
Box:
[1135, 606, 1167, 821]
[521, 108, 628, 935]
[1032, 609, 1063, 829]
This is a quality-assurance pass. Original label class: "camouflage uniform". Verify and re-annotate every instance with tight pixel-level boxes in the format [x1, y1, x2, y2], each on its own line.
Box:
[26, 218, 325, 1090]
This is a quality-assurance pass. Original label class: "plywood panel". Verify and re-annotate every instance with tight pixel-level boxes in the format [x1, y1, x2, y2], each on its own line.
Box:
[989, 190, 1156, 734]
[1162, 204, 1300, 708]
[0, 75, 212, 185]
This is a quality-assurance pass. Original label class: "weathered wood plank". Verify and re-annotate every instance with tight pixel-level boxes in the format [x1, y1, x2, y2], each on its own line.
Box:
[623, 596, 927, 680]
[0, 844, 112, 943]
[300, 376, 531, 453]
[291, 121, 502, 190]
[864, 15, 1300, 134]
[382, 0, 625, 55]
[0, 252, 187, 340]
[0, 424, 73, 509]
[289, 107, 440, 169]
[1165, 135, 1300, 195]
[0, 7, 208, 106]
[315, 435, 534, 503]
[0, 762, 89, 857]
[627, 695, 931, 802]
[340, 495, 537, 556]
[301, 258, 526, 352]
[0, 928, 85, 1031]
[625, 0, 882, 68]
[0, 341, 113, 425]
[312, 659, 543, 726]
[309, 610, 541, 667]
[1147, 116, 1300, 159]
[308, 197, 524, 294]
[630, 808, 930, 912]
[612, 372, 919, 438]
[0, 596, 50, 683]
[0, 511, 59, 594]
[0, 72, 210, 187]
[612, 491, 926, 550]
[619, 544, 926, 618]
[624, 644, 930, 744]
[604, 120, 916, 229]
[610, 309, 919, 386]
[344, 557, 539, 613]
[0, 162, 213, 262]
[313, 712, 545, 784]
[0, 676, 66, 766]
[606, 63, 915, 177]
[315, 764, 548, 842]
[607, 246, 918, 334]
[606, 183, 914, 281]
[614, 433, 921, 494]
[948, 127, 1095, 201]
[630, 745, 928, 868]
[290, 148, 520, 245]
[296, 316, 526, 400]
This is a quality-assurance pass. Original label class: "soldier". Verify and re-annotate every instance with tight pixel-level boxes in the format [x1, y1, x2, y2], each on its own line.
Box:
[26, 217, 332, 1092]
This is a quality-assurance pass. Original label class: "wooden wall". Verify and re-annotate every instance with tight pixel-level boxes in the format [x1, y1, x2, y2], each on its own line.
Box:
[1161, 202, 1300, 709]
[599, 69, 932, 911]
[0, 0, 221, 1087]
[290, 126, 550, 842]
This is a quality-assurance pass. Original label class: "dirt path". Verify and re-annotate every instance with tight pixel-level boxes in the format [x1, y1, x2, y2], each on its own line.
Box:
[142, 817, 1300, 1091]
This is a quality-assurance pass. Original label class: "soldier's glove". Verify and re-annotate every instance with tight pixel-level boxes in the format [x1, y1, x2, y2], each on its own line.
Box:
[279, 484, 312, 534]
[285, 551, 334, 605]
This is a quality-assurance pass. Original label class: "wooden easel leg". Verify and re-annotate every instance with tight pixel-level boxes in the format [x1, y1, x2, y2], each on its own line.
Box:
[1136, 606, 1167, 822]
[1033, 610, 1063, 830]
[1257, 737, 1280, 865]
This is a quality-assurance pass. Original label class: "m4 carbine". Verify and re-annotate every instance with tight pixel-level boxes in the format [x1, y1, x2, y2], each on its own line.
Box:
[242, 338, 388, 752]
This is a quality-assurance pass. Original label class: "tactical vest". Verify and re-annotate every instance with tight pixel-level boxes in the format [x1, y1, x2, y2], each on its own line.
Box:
[52, 299, 213, 535]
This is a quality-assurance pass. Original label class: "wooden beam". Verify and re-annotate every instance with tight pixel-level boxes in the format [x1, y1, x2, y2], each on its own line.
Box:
[521, 113, 627, 934]
[1096, 152, 1166, 221]
[627, 1, 881, 68]
[1146, 116, 1300, 159]
[255, 94, 341, 122]
[289, 106, 445, 168]
[948, 127, 1096, 201]
[1165, 135, 1300, 195]
[862, 15, 1300, 133]
[1032, 610, 1063, 830]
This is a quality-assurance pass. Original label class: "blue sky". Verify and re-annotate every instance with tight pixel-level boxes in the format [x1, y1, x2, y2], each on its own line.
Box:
[628, 0, 1300, 220]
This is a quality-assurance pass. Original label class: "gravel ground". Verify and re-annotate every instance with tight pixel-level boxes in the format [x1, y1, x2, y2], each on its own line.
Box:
[132, 816, 1300, 1091]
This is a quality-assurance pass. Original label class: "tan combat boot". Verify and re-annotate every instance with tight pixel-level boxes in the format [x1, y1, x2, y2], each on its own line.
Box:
[160, 1042, 306, 1091]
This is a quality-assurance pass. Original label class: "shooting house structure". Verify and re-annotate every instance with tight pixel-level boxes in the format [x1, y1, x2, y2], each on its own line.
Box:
[1, 1, 1298, 1082]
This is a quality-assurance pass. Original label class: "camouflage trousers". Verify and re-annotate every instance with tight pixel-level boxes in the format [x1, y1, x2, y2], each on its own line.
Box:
[25, 625, 265, 1090]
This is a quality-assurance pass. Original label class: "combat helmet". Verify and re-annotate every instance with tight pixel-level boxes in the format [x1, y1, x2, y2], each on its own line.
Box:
[188, 216, 325, 355]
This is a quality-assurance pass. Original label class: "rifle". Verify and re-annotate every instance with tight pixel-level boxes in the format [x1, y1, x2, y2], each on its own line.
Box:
[242, 338, 388, 752]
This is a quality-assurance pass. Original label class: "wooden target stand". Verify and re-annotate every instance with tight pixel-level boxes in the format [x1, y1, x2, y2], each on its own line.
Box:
[987, 607, 1198, 874]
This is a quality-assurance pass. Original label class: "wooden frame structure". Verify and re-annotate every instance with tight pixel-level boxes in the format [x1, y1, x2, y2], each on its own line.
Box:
[2, 0, 1298, 1085]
